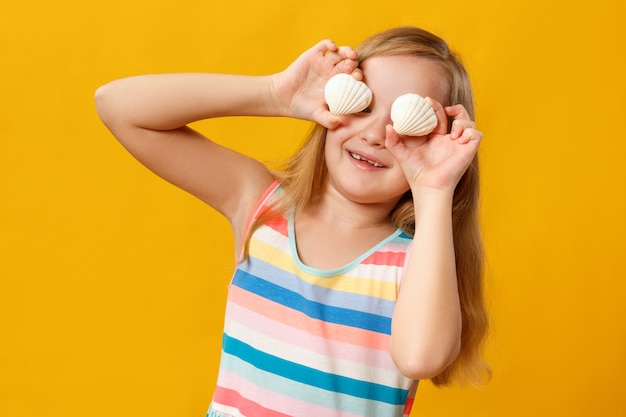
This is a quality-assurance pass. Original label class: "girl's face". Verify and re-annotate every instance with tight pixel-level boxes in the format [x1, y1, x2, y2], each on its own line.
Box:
[324, 55, 449, 206]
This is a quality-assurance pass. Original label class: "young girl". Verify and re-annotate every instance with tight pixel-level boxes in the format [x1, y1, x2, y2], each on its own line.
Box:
[96, 26, 488, 417]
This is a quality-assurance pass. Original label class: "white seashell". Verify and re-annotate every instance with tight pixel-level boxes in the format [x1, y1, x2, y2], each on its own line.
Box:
[391, 93, 438, 136]
[324, 73, 372, 115]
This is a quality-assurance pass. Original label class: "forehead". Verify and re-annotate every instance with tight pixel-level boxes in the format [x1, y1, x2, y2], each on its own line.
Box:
[360, 55, 448, 105]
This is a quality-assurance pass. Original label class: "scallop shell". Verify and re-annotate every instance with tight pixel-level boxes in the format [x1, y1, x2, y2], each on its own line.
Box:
[391, 93, 438, 136]
[324, 73, 373, 115]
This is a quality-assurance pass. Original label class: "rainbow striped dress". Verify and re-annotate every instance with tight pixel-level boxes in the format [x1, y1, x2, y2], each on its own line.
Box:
[207, 182, 417, 417]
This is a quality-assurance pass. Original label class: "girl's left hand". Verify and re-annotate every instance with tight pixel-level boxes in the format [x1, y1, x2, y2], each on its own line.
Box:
[384, 98, 482, 195]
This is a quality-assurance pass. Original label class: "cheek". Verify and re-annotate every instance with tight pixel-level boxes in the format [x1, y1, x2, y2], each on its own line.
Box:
[323, 133, 337, 162]
[330, 115, 362, 137]
[324, 130, 347, 153]
[324, 131, 353, 170]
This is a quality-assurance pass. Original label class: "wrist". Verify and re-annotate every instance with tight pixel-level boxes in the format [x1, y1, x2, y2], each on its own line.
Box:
[267, 72, 296, 118]
[411, 185, 454, 205]
[410, 187, 454, 218]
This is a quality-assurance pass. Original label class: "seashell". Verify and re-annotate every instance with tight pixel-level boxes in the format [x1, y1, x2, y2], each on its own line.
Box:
[391, 93, 438, 136]
[324, 73, 373, 115]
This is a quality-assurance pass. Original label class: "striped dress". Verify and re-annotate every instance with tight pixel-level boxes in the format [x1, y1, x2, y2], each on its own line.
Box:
[208, 181, 417, 417]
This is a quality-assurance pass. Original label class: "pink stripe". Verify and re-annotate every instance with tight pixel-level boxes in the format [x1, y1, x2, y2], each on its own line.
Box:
[228, 285, 389, 351]
[228, 299, 398, 371]
[362, 250, 406, 267]
[265, 215, 288, 236]
[216, 370, 366, 417]
[213, 386, 291, 417]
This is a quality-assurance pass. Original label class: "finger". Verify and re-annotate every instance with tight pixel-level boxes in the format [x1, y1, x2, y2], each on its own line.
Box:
[445, 105, 474, 139]
[316, 39, 337, 55]
[444, 104, 471, 121]
[426, 97, 448, 135]
[350, 68, 363, 81]
[384, 124, 402, 149]
[455, 127, 483, 145]
[336, 45, 358, 60]
[323, 50, 343, 65]
[324, 56, 359, 76]
[320, 111, 344, 130]
[323, 44, 353, 59]
[326, 47, 358, 74]
[449, 118, 476, 140]
[340, 58, 359, 74]
[336, 46, 359, 75]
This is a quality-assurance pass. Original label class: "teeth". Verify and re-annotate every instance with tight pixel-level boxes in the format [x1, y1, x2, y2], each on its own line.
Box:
[350, 152, 383, 167]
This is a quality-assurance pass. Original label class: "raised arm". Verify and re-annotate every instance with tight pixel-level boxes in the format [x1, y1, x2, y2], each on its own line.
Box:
[95, 40, 360, 252]
[95, 73, 279, 226]
[386, 101, 482, 380]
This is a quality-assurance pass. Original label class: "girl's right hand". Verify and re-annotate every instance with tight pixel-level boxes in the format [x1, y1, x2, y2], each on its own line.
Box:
[270, 40, 361, 129]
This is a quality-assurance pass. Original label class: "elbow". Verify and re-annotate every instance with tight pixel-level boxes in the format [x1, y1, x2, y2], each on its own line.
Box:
[94, 84, 106, 108]
[390, 340, 460, 380]
[95, 79, 131, 130]
[94, 82, 115, 126]
[392, 357, 449, 381]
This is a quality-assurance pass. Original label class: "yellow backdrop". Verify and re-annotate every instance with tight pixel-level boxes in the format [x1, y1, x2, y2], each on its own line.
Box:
[1, 0, 625, 416]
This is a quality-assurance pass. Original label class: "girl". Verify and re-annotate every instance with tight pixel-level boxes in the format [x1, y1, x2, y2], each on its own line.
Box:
[96, 26, 488, 417]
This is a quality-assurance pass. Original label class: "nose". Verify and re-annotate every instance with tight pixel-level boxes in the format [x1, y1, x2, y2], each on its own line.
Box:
[360, 114, 389, 147]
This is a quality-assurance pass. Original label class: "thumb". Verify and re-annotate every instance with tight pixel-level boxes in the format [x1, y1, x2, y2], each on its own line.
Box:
[384, 124, 402, 151]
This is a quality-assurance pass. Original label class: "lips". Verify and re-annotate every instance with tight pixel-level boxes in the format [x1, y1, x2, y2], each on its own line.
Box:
[348, 151, 386, 168]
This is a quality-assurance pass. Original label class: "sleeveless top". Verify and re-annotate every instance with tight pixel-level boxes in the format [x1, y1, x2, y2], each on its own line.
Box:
[207, 181, 417, 417]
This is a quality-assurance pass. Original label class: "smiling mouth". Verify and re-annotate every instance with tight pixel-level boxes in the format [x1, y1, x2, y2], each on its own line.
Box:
[349, 152, 385, 168]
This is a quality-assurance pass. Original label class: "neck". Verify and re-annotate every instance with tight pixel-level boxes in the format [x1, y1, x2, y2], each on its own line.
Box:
[300, 184, 399, 232]
[292, 184, 401, 270]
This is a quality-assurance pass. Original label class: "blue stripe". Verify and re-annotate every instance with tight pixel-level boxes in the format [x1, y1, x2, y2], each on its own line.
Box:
[245, 256, 397, 317]
[232, 270, 391, 334]
[397, 231, 412, 240]
[222, 333, 409, 406]
[218, 351, 403, 416]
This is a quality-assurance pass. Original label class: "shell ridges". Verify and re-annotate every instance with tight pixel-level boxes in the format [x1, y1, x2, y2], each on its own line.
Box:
[391, 93, 438, 136]
[324, 73, 373, 115]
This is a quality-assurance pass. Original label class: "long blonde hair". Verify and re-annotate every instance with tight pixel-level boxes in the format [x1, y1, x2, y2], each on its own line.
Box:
[248, 26, 489, 386]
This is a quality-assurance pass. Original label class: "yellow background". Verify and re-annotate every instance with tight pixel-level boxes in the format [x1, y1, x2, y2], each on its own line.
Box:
[1, 0, 625, 416]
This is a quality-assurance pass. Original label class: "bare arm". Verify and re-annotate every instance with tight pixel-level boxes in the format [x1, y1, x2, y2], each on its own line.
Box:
[95, 73, 278, 244]
[386, 103, 482, 379]
[391, 190, 462, 379]
[95, 40, 360, 253]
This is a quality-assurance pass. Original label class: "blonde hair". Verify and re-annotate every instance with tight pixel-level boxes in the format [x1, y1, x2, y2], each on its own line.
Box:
[248, 26, 489, 386]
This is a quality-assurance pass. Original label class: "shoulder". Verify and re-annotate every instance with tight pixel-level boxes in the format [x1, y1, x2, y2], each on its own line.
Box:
[232, 179, 282, 256]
